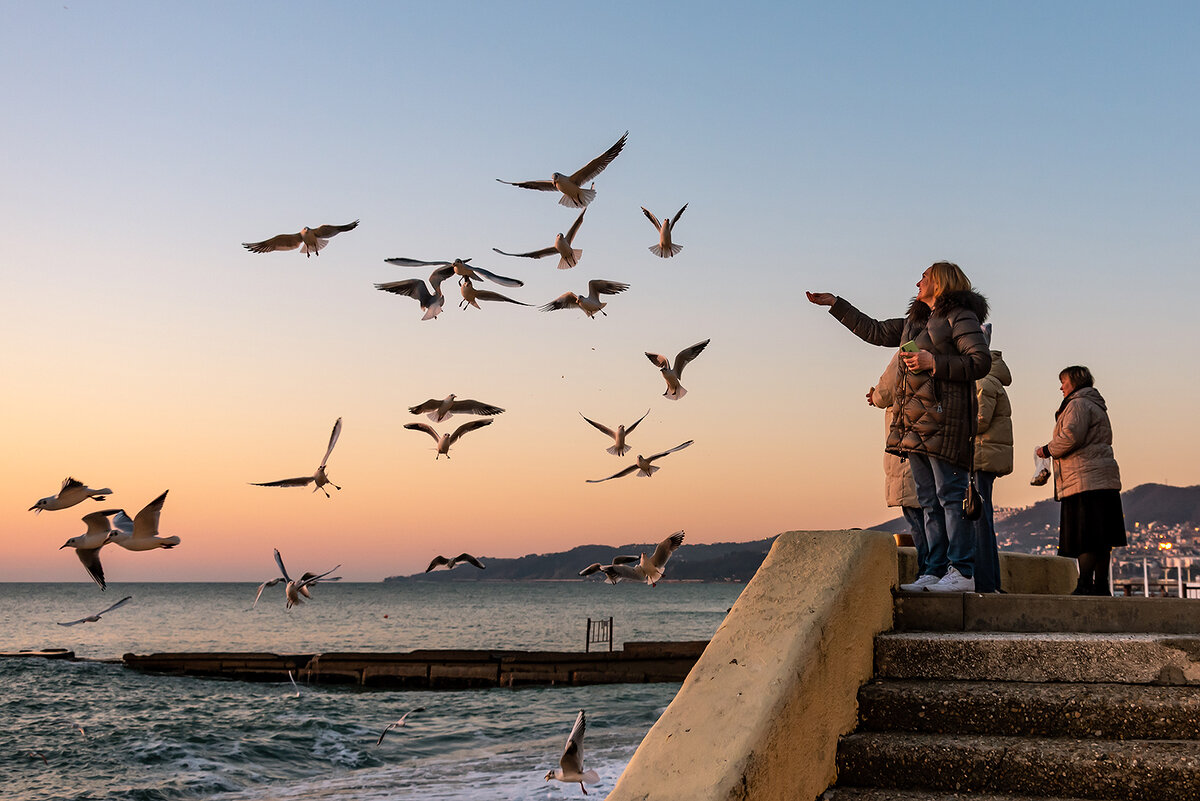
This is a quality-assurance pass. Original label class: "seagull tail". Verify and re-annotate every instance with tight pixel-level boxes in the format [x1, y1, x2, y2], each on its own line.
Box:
[557, 249, 582, 270]
[91, 489, 113, 498]
[607, 444, 631, 457]
[159, 536, 182, 548]
[582, 770, 600, 784]
[421, 303, 443, 321]
[649, 243, 683, 258]
[638, 465, 660, 478]
[665, 385, 686, 401]
[559, 187, 595, 209]
[303, 237, 330, 256]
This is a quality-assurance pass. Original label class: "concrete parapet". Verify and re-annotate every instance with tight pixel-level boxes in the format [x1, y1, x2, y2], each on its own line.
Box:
[605, 530, 897, 801]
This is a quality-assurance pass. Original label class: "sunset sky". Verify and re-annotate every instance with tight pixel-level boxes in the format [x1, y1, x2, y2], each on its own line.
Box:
[4, 2, 1198, 581]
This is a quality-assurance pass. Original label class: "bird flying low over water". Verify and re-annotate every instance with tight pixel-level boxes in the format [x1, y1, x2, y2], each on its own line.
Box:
[459, 276, 532, 310]
[107, 490, 181, 551]
[57, 596, 132, 627]
[641, 203, 687, 258]
[384, 257, 523, 288]
[545, 710, 601, 794]
[408, 394, 505, 423]
[404, 419, 493, 459]
[646, 339, 710, 400]
[579, 530, 685, 586]
[493, 209, 587, 270]
[242, 220, 359, 257]
[497, 131, 628, 209]
[272, 548, 341, 610]
[540, 279, 629, 318]
[586, 441, 693, 483]
[59, 509, 122, 589]
[29, 477, 112, 513]
[425, 553, 485, 572]
[251, 418, 343, 498]
[376, 707, 426, 746]
[580, 409, 649, 456]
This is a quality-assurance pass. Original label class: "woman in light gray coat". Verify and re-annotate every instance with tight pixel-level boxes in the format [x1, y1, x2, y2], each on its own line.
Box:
[1034, 365, 1126, 595]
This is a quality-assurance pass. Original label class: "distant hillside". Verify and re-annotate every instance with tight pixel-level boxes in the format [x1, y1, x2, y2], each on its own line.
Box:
[384, 538, 777, 583]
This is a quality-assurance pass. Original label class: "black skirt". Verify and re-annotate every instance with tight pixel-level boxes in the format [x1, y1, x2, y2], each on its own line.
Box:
[1058, 489, 1128, 558]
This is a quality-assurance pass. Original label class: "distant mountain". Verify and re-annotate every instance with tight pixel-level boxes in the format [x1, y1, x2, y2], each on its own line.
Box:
[384, 538, 777, 583]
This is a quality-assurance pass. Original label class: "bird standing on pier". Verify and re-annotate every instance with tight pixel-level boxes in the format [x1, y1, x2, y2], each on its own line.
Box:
[250, 418, 343, 498]
[497, 131, 628, 208]
[242, 220, 359, 257]
[545, 709, 601, 794]
[29, 477, 112, 513]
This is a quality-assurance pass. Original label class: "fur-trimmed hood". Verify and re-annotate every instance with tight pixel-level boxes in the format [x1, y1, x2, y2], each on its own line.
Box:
[906, 289, 989, 325]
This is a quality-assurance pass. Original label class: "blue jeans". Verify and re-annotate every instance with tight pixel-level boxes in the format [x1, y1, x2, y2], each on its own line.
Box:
[973, 471, 1001, 592]
[902, 506, 928, 576]
[907, 453, 975, 578]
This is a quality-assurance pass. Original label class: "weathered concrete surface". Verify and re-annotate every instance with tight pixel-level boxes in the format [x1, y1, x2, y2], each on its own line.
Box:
[894, 545, 1076, 594]
[836, 732, 1200, 801]
[857, 679, 1200, 739]
[823, 789, 1123, 801]
[605, 530, 897, 801]
[896, 592, 1200, 634]
[875, 632, 1200, 685]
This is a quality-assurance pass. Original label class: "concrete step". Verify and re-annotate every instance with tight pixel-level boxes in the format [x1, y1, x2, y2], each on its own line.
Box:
[894, 593, 1200, 635]
[875, 632, 1200, 685]
[823, 789, 1120, 801]
[857, 679, 1200, 740]
[836, 731, 1200, 801]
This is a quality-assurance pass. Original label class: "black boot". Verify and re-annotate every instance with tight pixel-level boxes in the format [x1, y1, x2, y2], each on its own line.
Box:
[1071, 578, 1093, 596]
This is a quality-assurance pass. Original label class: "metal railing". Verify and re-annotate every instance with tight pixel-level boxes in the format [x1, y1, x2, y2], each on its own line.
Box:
[586, 616, 613, 653]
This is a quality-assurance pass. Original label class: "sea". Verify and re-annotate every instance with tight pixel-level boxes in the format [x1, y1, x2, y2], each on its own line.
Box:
[0, 581, 745, 801]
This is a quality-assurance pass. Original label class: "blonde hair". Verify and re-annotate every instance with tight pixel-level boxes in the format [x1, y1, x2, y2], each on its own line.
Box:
[927, 261, 972, 299]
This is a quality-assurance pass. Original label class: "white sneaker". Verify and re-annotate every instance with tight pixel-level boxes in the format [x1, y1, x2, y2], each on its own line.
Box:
[899, 574, 941, 592]
[926, 566, 975, 593]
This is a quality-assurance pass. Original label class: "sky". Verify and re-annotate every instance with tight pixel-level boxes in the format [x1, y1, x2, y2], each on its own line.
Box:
[3, 1, 1198, 581]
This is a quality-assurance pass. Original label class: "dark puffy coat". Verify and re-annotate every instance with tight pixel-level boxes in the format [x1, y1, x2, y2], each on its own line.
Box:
[830, 290, 991, 470]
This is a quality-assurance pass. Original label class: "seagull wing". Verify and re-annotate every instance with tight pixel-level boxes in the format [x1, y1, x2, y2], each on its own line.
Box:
[580, 414, 616, 438]
[672, 339, 710, 378]
[309, 220, 359, 238]
[404, 422, 441, 442]
[376, 723, 398, 746]
[384, 257, 452, 268]
[251, 477, 316, 488]
[273, 548, 292, 583]
[495, 178, 557, 191]
[649, 531, 685, 569]
[569, 131, 628, 185]
[61, 477, 85, 492]
[447, 418, 493, 446]
[465, 265, 524, 288]
[647, 440, 694, 463]
[559, 710, 588, 774]
[671, 203, 688, 227]
[611, 555, 640, 565]
[471, 288, 531, 306]
[95, 595, 133, 617]
[540, 292, 580, 312]
[624, 409, 651, 435]
[374, 279, 435, 305]
[112, 510, 134, 535]
[586, 464, 640, 483]
[587, 279, 629, 297]
[320, 417, 342, 468]
[75, 547, 107, 590]
[425, 555, 451, 572]
[132, 491, 167, 540]
[448, 399, 505, 416]
[296, 564, 340, 592]
[243, 232, 303, 253]
[253, 578, 282, 608]
[81, 510, 118, 538]
[491, 245, 557, 260]
[454, 553, 485, 569]
[563, 209, 587, 244]
[408, 399, 443, 415]
[645, 351, 670, 370]
[641, 207, 662, 230]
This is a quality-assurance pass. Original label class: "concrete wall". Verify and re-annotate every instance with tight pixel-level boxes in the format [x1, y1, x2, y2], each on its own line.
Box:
[895, 545, 1077, 594]
[604, 530, 897, 801]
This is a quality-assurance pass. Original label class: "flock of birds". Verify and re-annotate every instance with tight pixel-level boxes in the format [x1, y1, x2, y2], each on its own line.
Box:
[30, 131, 705, 794]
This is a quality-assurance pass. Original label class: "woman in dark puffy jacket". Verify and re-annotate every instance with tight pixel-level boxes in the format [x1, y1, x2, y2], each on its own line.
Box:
[807, 262, 991, 592]
[1035, 365, 1126, 595]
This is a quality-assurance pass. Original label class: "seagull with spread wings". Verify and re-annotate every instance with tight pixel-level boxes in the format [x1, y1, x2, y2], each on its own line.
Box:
[497, 131, 628, 209]
[29, 477, 112, 513]
[107, 491, 180, 551]
[376, 707, 426, 746]
[404, 419, 493, 459]
[384, 257, 523, 288]
[242, 220, 359, 257]
[374, 266, 451, 321]
[641, 203, 687, 258]
[493, 209, 587, 270]
[646, 339, 710, 400]
[586, 441, 693, 483]
[580, 409, 650, 456]
[58, 596, 133, 626]
[425, 553, 485, 572]
[579, 531, 685, 587]
[544, 710, 601, 794]
[408, 394, 505, 424]
[459, 276, 532, 310]
[540, 279, 629, 319]
[250, 418, 343, 497]
[58, 509, 122, 589]
[271, 548, 341, 609]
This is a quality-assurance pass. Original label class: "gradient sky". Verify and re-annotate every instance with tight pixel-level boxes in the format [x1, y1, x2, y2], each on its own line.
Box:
[3, 1, 1198, 581]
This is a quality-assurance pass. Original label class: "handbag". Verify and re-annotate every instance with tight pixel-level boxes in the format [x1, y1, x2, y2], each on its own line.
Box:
[962, 471, 983, 521]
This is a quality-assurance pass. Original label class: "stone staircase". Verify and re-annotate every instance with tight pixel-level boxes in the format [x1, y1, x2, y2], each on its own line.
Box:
[821, 592, 1200, 801]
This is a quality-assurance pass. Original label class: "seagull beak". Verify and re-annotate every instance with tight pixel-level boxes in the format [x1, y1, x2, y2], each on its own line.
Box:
[59, 542, 69, 550]
[29, 506, 40, 513]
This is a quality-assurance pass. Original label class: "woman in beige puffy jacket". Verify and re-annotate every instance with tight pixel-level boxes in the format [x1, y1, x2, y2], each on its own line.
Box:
[1034, 365, 1126, 595]
[868, 353, 925, 573]
[972, 323, 1013, 593]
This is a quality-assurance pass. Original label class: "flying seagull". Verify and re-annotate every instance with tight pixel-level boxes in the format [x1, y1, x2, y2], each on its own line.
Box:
[107, 490, 181, 551]
[641, 203, 687, 258]
[376, 707, 426, 746]
[425, 553, 485, 572]
[251, 417, 343, 497]
[408, 394, 505, 423]
[57, 596, 132, 626]
[545, 710, 601, 794]
[646, 339, 710, 400]
[497, 131, 628, 208]
[59, 509, 122, 589]
[579, 531, 685, 587]
[272, 548, 340, 609]
[586, 441, 693, 483]
[29, 477, 112, 513]
[384, 257, 523, 288]
[374, 267, 452, 321]
[540, 279, 629, 318]
[404, 419, 493, 459]
[243, 220, 359, 257]
[459, 276, 532, 310]
[580, 409, 650, 456]
[493, 209, 587, 270]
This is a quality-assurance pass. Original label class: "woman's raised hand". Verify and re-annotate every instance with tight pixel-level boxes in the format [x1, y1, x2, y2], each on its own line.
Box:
[805, 291, 836, 307]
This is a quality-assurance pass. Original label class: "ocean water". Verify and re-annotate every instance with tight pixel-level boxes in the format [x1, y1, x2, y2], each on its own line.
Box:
[0, 581, 744, 801]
